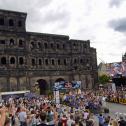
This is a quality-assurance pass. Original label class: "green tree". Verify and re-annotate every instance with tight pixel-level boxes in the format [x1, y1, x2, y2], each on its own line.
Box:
[99, 74, 110, 84]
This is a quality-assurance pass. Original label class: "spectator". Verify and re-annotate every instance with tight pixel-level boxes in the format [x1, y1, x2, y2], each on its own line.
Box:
[0, 106, 8, 126]
[98, 114, 104, 126]
[18, 107, 27, 126]
[37, 112, 47, 126]
[118, 116, 126, 126]
[67, 115, 75, 126]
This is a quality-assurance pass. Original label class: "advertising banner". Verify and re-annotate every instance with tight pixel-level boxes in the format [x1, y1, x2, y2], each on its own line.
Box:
[108, 97, 126, 105]
[54, 90, 60, 104]
[107, 62, 126, 78]
[53, 81, 81, 91]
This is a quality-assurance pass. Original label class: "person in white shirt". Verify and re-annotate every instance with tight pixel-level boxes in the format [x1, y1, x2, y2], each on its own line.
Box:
[18, 107, 27, 126]
[67, 115, 75, 126]
[83, 110, 89, 121]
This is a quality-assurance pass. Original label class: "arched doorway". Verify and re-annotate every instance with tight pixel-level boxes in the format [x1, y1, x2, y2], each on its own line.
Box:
[37, 79, 48, 95]
[55, 78, 65, 82]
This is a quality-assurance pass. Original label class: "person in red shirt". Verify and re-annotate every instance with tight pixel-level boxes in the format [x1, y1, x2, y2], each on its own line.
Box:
[61, 115, 67, 126]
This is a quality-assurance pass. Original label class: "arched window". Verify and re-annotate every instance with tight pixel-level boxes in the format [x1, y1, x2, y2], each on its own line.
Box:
[10, 57, 15, 64]
[0, 18, 4, 25]
[63, 44, 65, 49]
[74, 59, 77, 64]
[57, 44, 59, 49]
[1, 57, 6, 65]
[39, 59, 42, 65]
[19, 57, 24, 65]
[45, 59, 48, 65]
[19, 39, 23, 47]
[51, 59, 55, 65]
[64, 59, 67, 65]
[80, 59, 83, 63]
[50, 43, 54, 48]
[38, 42, 41, 48]
[44, 43, 48, 49]
[9, 19, 14, 26]
[32, 59, 35, 66]
[10, 39, 14, 45]
[73, 43, 76, 47]
[58, 59, 61, 65]
[18, 20, 22, 27]
[31, 42, 35, 49]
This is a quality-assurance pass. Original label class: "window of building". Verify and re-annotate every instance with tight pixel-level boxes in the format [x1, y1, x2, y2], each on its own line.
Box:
[19, 57, 24, 65]
[32, 59, 35, 66]
[1, 57, 6, 65]
[58, 59, 61, 65]
[45, 59, 48, 65]
[63, 44, 65, 49]
[19, 39, 23, 47]
[87, 59, 89, 63]
[9, 19, 14, 26]
[39, 59, 42, 65]
[38, 42, 41, 48]
[73, 43, 76, 47]
[64, 59, 67, 65]
[18, 20, 22, 27]
[0, 40, 5, 44]
[80, 59, 83, 63]
[31, 42, 35, 49]
[10, 57, 15, 64]
[44, 43, 48, 49]
[57, 44, 59, 49]
[50, 43, 54, 48]
[0, 18, 4, 25]
[74, 59, 77, 64]
[10, 39, 14, 45]
[51, 59, 55, 65]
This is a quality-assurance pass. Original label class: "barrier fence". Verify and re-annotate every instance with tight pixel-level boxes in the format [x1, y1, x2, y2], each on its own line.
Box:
[107, 97, 126, 105]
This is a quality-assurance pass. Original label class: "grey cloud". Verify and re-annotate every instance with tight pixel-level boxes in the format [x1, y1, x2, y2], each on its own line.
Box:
[42, 10, 70, 24]
[118, 38, 126, 48]
[109, 18, 126, 32]
[109, 0, 124, 7]
[27, 7, 70, 33]
[0, 0, 52, 12]
[107, 52, 121, 56]
[0, 0, 70, 30]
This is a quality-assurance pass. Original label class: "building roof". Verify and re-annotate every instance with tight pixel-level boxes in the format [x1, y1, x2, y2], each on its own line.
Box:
[0, 9, 27, 15]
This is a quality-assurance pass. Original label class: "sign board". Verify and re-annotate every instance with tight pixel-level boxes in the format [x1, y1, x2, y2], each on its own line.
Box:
[54, 90, 60, 104]
[53, 81, 81, 90]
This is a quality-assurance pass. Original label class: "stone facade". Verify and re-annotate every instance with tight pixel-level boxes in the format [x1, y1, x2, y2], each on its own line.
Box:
[0, 9, 98, 93]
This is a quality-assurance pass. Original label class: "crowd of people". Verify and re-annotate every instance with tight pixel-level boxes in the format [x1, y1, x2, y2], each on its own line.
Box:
[0, 88, 126, 126]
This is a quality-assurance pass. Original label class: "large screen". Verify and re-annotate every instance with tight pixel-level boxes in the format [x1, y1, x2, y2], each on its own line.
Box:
[107, 62, 126, 78]
[53, 81, 81, 90]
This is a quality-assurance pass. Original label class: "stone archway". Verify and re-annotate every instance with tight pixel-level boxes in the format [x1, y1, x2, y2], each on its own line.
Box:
[55, 78, 65, 82]
[37, 79, 48, 95]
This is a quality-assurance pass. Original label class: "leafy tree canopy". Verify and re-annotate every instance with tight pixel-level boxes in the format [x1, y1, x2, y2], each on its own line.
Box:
[99, 74, 110, 84]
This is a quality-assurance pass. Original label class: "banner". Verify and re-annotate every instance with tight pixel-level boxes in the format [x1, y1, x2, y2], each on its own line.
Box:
[54, 90, 60, 104]
[108, 97, 126, 105]
[53, 81, 81, 90]
[107, 62, 126, 78]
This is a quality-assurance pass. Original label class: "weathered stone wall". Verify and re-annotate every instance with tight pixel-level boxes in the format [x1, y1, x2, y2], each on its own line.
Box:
[0, 9, 98, 92]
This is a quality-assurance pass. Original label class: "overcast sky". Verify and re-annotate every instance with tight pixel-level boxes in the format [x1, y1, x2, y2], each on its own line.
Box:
[0, 0, 126, 64]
